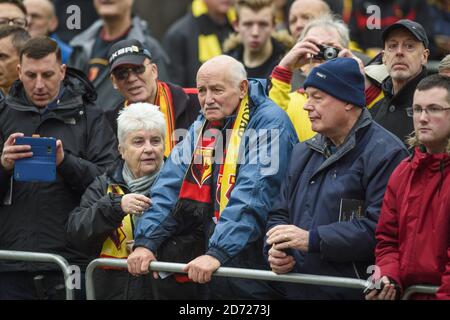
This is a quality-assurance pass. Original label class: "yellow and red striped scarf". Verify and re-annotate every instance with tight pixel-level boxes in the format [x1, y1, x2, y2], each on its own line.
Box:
[173, 95, 250, 222]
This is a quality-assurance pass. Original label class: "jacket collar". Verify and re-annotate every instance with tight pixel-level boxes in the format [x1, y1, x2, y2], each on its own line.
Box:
[306, 108, 372, 173]
[381, 67, 427, 105]
[411, 147, 450, 172]
[70, 16, 149, 59]
[5, 68, 95, 113]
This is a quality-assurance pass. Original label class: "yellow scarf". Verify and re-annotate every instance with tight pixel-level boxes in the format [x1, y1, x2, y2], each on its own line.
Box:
[100, 185, 133, 259]
[219, 95, 249, 215]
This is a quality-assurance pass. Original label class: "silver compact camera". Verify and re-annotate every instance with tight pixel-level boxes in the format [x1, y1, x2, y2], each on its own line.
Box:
[314, 45, 340, 61]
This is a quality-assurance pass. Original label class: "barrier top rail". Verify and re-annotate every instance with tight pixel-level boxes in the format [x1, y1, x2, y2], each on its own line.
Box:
[0, 250, 74, 300]
[85, 258, 368, 300]
[401, 285, 439, 300]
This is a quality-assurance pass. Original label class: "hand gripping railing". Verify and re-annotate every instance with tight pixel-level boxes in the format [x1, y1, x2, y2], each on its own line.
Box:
[0, 250, 74, 300]
[401, 285, 439, 300]
[85, 258, 368, 300]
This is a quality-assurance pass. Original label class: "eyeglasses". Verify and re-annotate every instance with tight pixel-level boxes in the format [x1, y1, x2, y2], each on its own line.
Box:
[112, 64, 150, 81]
[407, 106, 450, 117]
[0, 17, 27, 28]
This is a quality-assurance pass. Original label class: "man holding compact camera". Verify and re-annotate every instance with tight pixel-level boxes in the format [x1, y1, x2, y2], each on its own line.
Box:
[0, 37, 117, 299]
[269, 14, 372, 141]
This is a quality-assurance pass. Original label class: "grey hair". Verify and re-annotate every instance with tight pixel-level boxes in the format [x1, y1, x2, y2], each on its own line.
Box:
[117, 102, 166, 145]
[299, 14, 350, 48]
[438, 54, 450, 74]
[229, 58, 247, 86]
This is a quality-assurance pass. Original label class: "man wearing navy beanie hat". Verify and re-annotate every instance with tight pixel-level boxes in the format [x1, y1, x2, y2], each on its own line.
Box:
[265, 57, 409, 299]
[304, 57, 366, 108]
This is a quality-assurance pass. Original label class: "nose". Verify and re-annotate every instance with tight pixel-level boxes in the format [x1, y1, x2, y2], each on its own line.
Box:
[204, 89, 215, 105]
[251, 24, 259, 36]
[418, 109, 429, 123]
[303, 98, 314, 111]
[35, 75, 45, 89]
[126, 70, 138, 82]
[142, 140, 154, 153]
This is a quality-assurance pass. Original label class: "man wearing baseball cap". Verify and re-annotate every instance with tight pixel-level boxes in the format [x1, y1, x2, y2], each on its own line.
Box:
[370, 19, 430, 145]
[265, 57, 408, 299]
[106, 39, 200, 158]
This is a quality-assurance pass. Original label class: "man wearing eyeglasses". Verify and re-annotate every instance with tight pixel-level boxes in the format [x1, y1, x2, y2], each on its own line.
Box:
[0, 0, 28, 29]
[366, 74, 450, 300]
[370, 19, 430, 145]
[106, 39, 200, 158]
[23, 0, 73, 64]
[0, 26, 30, 96]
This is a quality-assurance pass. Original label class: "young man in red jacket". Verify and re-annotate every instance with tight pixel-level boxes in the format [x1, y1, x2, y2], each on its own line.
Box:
[366, 74, 450, 300]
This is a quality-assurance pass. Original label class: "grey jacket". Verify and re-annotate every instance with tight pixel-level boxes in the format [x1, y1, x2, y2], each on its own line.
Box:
[68, 16, 170, 112]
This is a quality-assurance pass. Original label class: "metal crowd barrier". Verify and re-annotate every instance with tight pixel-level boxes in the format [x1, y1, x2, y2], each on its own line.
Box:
[401, 285, 439, 300]
[0, 250, 74, 300]
[85, 258, 368, 300]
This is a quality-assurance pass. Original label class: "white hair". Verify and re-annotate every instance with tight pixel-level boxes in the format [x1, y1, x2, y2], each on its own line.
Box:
[117, 102, 166, 145]
[200, 55, 247, 86]
[299, 14, 350, 48]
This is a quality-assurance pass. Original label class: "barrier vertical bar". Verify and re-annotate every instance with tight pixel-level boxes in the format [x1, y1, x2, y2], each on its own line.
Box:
[0, 250, 74, 300]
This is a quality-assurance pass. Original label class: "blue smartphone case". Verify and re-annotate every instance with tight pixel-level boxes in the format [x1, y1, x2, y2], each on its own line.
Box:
[13, 137, 56, 182]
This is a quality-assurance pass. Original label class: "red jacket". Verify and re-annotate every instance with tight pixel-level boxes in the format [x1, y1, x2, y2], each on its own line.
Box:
[375, 148, 450, 300]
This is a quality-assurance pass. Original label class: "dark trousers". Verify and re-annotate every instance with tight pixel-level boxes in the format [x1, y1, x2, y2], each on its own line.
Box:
[0, 271, 85, 300]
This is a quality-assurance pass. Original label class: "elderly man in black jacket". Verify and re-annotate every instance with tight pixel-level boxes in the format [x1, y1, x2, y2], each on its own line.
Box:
[370, 20, 430, 144]
[0, 37, 117, 299]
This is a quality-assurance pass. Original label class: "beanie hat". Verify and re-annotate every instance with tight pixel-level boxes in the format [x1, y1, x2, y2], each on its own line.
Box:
[304, 58, 366, 108]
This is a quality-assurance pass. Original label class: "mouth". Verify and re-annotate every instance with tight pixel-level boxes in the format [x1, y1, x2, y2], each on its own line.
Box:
[128, 86, 143, 94]
[392, 62, 408, 69]
[33, 93, 48, 99]
[204, 106, 220, 112]
[249, 41, 261, 48]
[141, 158, 155, 163]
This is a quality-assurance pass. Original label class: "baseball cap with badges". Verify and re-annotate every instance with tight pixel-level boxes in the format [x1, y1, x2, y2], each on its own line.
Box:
[107, 39, 152, 73]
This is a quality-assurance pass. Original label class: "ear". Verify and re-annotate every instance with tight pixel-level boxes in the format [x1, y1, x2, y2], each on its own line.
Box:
[118, 144, 125, 160]
[151, 63, 158, 81]
[381, 50, 386, 64]
[17, 64, 22, 81]
[233, 19, 240, 33]
[60, 64, 67, 79]
[345, 103, 355, 111]
[239, 79, 249, 99]
[421, 48, 430, 66]
[49, 16, 58, 33]
[111, 75, 118, 90]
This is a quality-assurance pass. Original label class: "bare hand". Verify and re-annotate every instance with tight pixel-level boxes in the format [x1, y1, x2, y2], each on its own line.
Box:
[338, 49, 365, 75]
[121, 194, 152, 215]
[365, 276, 397, 300]
[56, 139, 64, 166]
[266, 224, 309, 252]
[278, 36, 323, 71]
[0, 133, 32, 171]
[127, 246, 158, 278]
[183, 255, 220, 284]
[268, 244, 296, 274]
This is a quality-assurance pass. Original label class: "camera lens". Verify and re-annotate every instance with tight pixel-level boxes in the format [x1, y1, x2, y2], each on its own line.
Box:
[324, 47, 338, 60]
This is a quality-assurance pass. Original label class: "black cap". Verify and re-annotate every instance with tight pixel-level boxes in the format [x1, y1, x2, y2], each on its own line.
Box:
[107, 39, 152, 72]
[382, 19, 429, 49]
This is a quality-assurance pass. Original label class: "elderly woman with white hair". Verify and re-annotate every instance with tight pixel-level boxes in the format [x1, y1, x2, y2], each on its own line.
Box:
[67, 102, 166, 299]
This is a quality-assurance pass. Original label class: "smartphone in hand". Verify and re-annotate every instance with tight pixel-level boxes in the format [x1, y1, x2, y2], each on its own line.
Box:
[13, 137, 56, 182]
